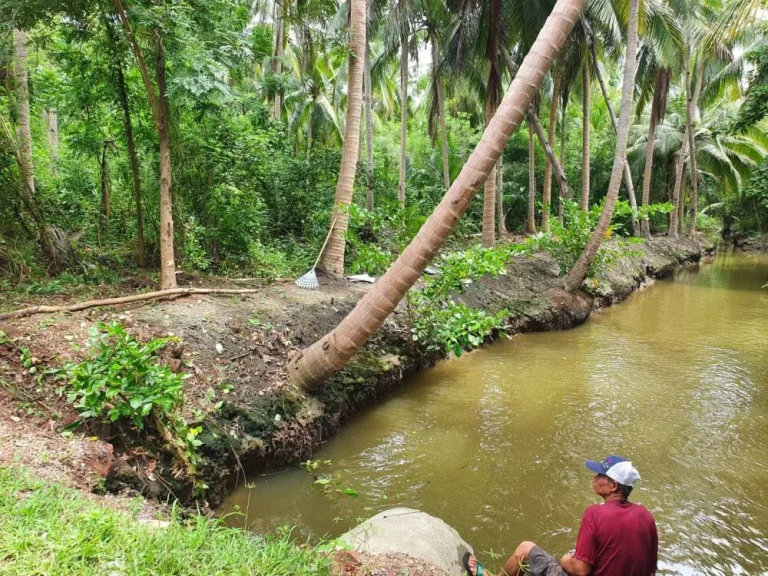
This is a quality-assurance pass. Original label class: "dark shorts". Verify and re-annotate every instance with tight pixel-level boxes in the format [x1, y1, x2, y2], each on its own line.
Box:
[524, 546, 567, 576]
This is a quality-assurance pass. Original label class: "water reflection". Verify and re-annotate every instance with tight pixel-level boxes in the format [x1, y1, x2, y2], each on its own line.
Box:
[222, 251, 768, 574]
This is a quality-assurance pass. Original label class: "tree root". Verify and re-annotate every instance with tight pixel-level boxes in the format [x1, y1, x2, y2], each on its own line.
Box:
[0, 288, 261, 321]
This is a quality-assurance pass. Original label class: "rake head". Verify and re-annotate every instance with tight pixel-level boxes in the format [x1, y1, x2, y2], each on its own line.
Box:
[295, 268, 319, 289]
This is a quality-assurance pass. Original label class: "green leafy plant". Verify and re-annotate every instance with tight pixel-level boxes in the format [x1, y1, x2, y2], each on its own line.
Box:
[60, 322, 201, 473]
[298, 459, 359, 499]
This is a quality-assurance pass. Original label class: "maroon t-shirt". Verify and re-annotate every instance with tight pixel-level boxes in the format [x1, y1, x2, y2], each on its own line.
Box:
[574, 501, 658, 576]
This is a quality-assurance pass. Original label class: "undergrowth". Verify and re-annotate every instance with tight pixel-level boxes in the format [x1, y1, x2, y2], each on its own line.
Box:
[0, 466, 334, 575]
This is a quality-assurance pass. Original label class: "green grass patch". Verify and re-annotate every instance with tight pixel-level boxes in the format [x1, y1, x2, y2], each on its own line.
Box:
[0, 467, 333, 575]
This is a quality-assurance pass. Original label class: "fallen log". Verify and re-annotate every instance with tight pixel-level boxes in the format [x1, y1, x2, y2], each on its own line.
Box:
[0, 288, 261, 321]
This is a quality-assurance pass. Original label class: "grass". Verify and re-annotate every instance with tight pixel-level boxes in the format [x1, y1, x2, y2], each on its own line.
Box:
[0, 466, 334, 575]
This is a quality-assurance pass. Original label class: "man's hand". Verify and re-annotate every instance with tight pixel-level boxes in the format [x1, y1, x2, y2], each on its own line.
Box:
[559, 552, 591, 576]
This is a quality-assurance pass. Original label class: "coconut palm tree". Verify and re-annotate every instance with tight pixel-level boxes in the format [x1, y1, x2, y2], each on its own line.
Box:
[288, 0, 587, 390]
[563, 0, 639, 291]
[317, 0, 367, 277]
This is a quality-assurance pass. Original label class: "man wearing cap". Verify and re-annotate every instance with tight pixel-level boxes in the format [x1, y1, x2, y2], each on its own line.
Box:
[463, 455, 657, 576]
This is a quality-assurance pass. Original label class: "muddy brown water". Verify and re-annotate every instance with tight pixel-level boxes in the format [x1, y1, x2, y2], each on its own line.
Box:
[222, 251, 768, 575]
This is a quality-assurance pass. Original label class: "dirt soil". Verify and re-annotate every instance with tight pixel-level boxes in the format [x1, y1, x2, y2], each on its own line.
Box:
[1, 237, 713, 512]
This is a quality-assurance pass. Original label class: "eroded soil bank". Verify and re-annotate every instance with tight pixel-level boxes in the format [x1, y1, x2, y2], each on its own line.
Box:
[0, 237, 713, 507]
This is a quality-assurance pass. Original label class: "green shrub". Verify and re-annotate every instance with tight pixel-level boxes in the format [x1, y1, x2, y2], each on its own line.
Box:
[61, 322, 201, 473]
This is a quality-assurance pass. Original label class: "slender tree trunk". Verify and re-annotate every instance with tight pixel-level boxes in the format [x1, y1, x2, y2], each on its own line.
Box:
[580, 50, 590, 211]
[563, 0, 638, 291]
[483, 93, 497, 246]
[154, 33, 177, 289]
[365, 32, 374, 211]
[288, 0, 586, 390]
[113, 0, 177, 287]
[669, 48, 692, 239]
[686, 61, 704, 236]
[13, 30, 35, 199]
[47, 109, 59, 168]
[542, 59, 561, 231]
[496, 156, 506, 236]
[526, 117, 537, 234]
[107, 18, 146, 267]
[317, 0, 366, 277]
[398, 35, 408, 209]
[529, 108, 569, 201]
[560, 86, 568, 222]
[640, 68, 669, 237]
[272, 0, 285, 120]
[99, 143, 111, 242]
[431, 30, 451, 190]
[640, 115, 657, 237]
[592, 44, 638, 234]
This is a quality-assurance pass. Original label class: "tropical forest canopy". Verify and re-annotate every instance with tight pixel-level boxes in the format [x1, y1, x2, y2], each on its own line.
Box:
[0, 0, 766, 290]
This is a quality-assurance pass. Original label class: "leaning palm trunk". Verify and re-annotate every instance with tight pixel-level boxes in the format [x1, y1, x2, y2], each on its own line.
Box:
[287, 0, 586, 390]
[563, 0, 639, 292]
[686, 62, 704, 236]
[529, 109, 570, 204]
[398, 36, 408, 209]
[580, 51, 590, 211]
[541, 59, 562, 231]
[526, 117, 538, 234]
[317, 0, 366, 277]
[591, 43, 638, 235]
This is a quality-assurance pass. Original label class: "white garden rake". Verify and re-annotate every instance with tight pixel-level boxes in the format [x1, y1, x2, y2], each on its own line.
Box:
[295, 218, 337, 289]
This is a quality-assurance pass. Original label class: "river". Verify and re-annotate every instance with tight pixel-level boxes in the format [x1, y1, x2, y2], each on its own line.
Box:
[222, 250, 768, 575]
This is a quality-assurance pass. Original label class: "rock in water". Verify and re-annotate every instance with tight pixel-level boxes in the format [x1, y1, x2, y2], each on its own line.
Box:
[339, 507, 474, 576]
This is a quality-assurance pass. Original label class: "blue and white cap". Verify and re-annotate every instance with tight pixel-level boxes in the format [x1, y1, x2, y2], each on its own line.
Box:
[585, 455, 641, 487]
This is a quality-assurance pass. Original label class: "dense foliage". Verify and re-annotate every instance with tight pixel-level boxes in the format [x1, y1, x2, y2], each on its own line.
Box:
[1, 0, 764, 289]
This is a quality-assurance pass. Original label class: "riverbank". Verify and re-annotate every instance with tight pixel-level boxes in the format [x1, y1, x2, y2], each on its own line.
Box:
[0, 236, 713, 509]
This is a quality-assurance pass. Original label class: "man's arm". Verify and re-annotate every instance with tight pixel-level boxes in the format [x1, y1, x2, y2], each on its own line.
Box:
[559, 552, 591, 576]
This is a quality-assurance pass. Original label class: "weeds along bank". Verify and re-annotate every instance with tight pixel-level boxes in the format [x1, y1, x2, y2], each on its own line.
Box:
[0, 235, 713, 510]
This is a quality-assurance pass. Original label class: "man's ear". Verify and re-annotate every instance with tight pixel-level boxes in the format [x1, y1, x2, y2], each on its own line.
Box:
[610, 480, 619, 493]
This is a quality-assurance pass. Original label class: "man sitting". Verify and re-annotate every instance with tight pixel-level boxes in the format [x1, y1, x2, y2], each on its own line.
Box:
[464, 455, 657, 576]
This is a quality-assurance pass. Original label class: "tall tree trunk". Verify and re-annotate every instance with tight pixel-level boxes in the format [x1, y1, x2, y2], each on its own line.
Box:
[431, 30, 451, 190]
[559, 85, 569, 222]
[287, 0, 586, 390]
[580, 50, 590, 211]
[365, 31, 374, 211]
[154, 33, 177, 289]
[686, 60, 704, 236]
[639, 68, 670, 237]
[542, 58, 561, 231]
[527, 117, 537, 234]
[99, 142, 111, 243]
[563, 0, 638, 291]
[591, 43, 638, 234]
[113, 0, 177, 288]
[398, 35, 408, 209]
[669, 49, 691, 239]
[482, 0, 501, 246]
[272, 0, 285, 120]
[496, 156, 506, 236]
[483, 93, 497, 246]
[317, 0, 366, 277]
[47, 109, 59, 169]
[107, 17, 146, 267]
[13, 30, 34, 199]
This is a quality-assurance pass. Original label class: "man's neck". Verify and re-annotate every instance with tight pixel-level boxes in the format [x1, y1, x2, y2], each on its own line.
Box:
[603, 494, 628, 504]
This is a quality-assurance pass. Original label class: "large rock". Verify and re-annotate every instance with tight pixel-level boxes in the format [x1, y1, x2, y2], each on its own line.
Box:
[339, 507, 473, 576]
